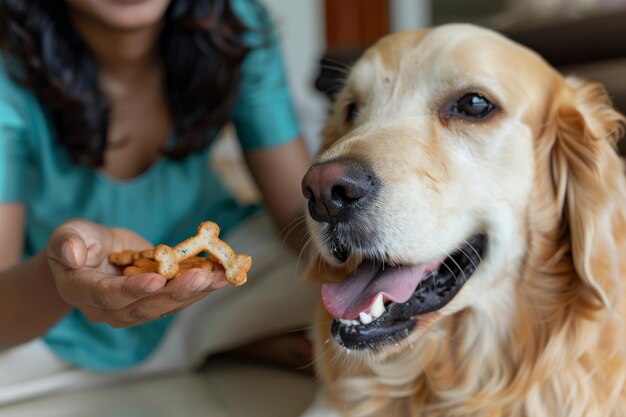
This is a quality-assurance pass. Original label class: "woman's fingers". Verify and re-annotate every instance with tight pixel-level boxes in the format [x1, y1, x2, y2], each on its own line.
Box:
[60, 268, 227, 327]
[49, 220, 155, 272]
[87, 272, 167, 309]
[168, 268, 227, 293]
[48, 219, 118, 270]
[48, 227, 89, 270]
[54, 268, 166, 310]
[101, 269, 228, 326]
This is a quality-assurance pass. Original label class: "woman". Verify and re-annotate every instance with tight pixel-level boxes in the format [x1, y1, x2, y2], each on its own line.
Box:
[0, 0, 316, 401]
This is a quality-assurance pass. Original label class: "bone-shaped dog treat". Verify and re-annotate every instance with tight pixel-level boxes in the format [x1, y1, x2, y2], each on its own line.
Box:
[122, 256, 218, 277]
[153, 221, 252, 286]
[109, 221, 252, 286]
[108, 249, 154, 267]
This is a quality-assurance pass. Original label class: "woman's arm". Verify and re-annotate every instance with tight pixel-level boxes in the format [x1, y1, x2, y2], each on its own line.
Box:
[0, 203, 25, 271]
[0, 252, 72, 349]
[244, 136, 311, 252]
[0, 203, 71, 349]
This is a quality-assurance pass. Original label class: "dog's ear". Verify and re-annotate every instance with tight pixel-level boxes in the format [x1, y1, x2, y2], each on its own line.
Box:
[537, 76, 626, 310]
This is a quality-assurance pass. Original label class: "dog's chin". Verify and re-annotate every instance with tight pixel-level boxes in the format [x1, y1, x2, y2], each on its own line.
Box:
[321, 234, 488, 351]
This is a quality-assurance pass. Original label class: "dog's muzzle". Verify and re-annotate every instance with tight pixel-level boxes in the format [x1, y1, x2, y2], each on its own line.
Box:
[302, 158, 380, 224]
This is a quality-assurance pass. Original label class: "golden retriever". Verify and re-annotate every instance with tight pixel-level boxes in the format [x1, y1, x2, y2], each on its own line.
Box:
[300, 24, 626, 417]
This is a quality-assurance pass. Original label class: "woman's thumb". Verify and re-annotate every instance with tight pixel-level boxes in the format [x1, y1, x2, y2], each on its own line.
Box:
[48, 223, 92, 269]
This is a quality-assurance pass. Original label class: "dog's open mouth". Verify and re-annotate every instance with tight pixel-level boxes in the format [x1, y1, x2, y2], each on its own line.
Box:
[323, 234, 488, 350]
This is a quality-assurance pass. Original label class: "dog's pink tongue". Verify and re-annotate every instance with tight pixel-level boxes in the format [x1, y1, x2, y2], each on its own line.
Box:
[322, 260, 440, 319]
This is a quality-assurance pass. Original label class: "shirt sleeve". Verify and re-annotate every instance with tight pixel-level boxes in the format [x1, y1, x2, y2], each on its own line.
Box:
[0, 63, 29, 203]
[231, 0, 301, 151]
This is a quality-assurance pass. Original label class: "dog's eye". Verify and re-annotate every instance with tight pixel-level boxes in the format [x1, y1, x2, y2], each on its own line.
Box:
[345, 102, 359, 124]
[453, 93, 494, 118]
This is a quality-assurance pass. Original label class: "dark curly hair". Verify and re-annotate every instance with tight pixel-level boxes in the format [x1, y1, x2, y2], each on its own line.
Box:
[0, 0, 262, 166]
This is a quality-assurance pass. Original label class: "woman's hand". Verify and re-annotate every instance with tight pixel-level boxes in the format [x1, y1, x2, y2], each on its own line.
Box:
[47, 219, 228, 327]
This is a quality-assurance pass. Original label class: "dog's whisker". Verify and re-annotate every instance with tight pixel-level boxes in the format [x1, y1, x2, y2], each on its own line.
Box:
[458, 246, 479, 273]
[444, 252, 468, 286]
[295, 230, 323, 281]
[319, 62, 346, 72]
[321, 55, 353, 68]
[279, 218, 307, 251]
[304, 343, 336, 374]
[437, 253, 458, 280]
[320, 64, 351, 77]
[424, 326, 461, 343]
[319, 82, 349, 96]
[288, 319, 335, 334]
[320, 56, 353, 72]
[416, 353, 434, 388]
[464, 239, 484, 266]
[278, 214, 306, 242]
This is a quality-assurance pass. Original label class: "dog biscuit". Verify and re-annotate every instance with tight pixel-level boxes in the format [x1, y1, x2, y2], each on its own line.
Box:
[122, 256, 219, 277]
[109, 221, 252, 286]
[153, 222, 252, 285]
[107, 249, 153, 267]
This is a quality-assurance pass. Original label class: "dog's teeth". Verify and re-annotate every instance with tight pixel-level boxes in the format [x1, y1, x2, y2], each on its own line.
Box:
[359, 312, 373, 325]
[370, 293, 385, 318]
[338, 295, 386, 327]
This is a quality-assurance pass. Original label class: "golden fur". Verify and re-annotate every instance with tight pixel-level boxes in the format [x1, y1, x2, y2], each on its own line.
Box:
[303, 24, 626, 417]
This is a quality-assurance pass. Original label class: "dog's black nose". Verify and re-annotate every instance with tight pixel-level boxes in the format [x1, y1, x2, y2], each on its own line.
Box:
[301, 158, 379, 223]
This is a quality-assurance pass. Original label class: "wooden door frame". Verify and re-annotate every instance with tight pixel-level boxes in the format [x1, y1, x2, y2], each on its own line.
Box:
[324, 0, 390, 51]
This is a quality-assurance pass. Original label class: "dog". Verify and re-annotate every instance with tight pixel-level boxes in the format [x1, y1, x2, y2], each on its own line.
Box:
[300, 24, 626, 417]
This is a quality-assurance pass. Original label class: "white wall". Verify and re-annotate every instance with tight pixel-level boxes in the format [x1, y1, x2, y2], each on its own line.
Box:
[263, 0, 328, 152]
[390, 0, 432, 31]
[215, 0, 327, 158]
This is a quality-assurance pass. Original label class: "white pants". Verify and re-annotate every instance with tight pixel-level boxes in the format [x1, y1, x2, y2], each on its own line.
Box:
[0, 213, 319, 405]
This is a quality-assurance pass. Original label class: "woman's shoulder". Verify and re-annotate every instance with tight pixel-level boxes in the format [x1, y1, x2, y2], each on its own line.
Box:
[0, 53, 53, 156]
[0, 54, 27, 93]
[0, 54, 38, 118]
[231, 0, 275, 36]
[0, 54, 33, 126]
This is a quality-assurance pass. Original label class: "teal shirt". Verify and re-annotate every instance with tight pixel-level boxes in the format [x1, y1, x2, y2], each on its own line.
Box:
[0, 0, 300, 371]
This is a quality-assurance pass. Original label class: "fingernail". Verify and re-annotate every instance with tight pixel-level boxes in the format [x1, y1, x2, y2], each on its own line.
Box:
[62, 241, 77, 267]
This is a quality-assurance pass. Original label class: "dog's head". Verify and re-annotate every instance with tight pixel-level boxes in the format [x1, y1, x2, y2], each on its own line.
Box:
[302, 23, 626, 365]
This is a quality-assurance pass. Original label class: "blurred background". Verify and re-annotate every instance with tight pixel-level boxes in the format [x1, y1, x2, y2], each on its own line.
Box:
[317, 0, 626, 115]
[215, 0, 626, 203]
